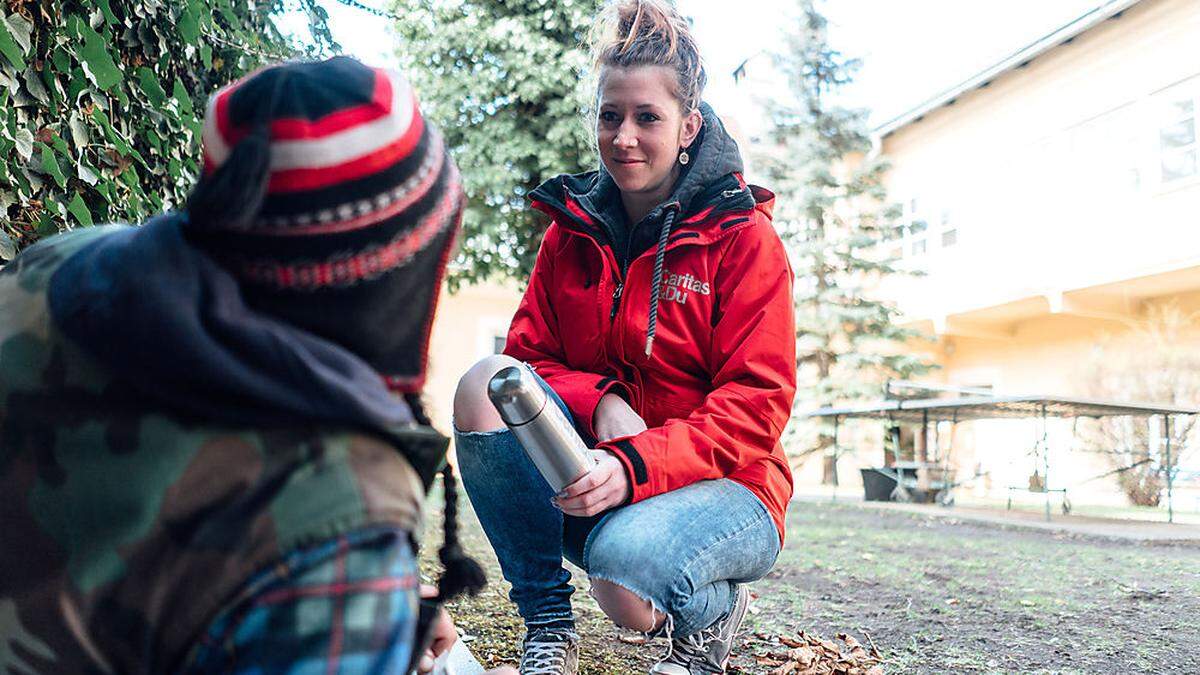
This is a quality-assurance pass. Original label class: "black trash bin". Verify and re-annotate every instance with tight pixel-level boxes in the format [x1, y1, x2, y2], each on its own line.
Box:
[860, 468, 896, 501]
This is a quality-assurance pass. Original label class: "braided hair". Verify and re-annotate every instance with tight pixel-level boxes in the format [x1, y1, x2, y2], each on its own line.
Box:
[404, 392, 486, 601]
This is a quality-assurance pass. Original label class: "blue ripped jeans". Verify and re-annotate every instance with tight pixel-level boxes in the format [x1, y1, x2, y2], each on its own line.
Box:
[453, 370, 780, 638]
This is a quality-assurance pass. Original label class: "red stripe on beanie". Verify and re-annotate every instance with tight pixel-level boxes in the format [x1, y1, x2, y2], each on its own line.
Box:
[270, 69, 393, 140]
[212, 69, 400, 149]
[215, 80, 238, 147]
[265, 99, 425, 193]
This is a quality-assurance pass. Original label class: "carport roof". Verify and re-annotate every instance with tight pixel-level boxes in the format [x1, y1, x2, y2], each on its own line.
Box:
[801, 395, 1200, 423]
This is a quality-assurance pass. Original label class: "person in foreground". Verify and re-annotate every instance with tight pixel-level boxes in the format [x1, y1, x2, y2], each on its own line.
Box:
[0, 56, 514, 675]
[451, 1, 797, 673]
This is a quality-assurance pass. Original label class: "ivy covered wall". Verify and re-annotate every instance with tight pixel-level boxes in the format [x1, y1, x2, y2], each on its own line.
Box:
[0, 0, 334, 260]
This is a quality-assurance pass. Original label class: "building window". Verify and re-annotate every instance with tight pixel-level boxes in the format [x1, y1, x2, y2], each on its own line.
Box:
[904, 198, 928, 257]
[1160, 95, 1197, 183]
[939, 210, 957, 248]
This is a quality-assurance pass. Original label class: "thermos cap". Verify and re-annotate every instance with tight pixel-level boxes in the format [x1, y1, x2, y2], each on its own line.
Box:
[487, 365, 547, 425]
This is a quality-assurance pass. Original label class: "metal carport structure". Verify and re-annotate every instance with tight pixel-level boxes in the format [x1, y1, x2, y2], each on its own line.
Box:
[801, 394, 1200, 522]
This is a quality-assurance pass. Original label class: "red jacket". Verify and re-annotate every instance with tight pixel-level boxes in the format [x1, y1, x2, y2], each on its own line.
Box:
[506, 111, 796, 542]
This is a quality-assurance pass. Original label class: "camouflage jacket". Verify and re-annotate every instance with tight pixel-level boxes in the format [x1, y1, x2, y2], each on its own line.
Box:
[0, 227, 442, 673]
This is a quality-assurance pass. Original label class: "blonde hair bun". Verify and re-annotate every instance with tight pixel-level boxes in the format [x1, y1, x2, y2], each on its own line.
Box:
[590, 0, 706, 111]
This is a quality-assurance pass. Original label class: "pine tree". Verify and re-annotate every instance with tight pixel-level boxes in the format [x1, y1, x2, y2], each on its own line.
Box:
[760, 0, 933, 482]
[389, 0, 600, 286]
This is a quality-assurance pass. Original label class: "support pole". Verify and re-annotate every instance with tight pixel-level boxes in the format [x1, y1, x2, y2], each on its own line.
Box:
[831, 415, 840, 503]
[1164, 415, 1174, 525]
[1042, 404, 1051, 522]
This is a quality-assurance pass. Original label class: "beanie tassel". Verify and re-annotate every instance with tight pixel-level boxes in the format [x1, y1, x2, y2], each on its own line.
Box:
[436, 463, 487, 601]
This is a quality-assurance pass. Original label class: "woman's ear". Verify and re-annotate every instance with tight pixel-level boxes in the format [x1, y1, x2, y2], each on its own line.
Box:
[680, 108, 703, 148]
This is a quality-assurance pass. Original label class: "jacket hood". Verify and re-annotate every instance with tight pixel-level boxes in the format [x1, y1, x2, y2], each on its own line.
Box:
[47, 215, 419, 437]
[530, 102, 754, 240]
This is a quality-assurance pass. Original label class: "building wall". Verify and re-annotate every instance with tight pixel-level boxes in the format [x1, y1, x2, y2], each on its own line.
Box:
[423, 279, 523, 439]
[798, 0, 1200, 510]
[879, 0, 1200, 322]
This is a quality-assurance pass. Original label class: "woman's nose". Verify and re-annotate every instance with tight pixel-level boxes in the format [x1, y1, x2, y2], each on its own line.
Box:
[613, 122, 637, 148]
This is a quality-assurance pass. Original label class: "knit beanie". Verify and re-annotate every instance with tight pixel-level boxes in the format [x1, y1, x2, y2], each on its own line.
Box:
[187, 55, 461, 394]
[185, 56, 483, 602]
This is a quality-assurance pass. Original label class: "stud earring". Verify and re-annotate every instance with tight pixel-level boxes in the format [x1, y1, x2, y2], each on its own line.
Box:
[678, 150, 689, 165]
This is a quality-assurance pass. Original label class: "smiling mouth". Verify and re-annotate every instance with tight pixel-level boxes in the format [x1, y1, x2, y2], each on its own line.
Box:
[613, 158, 644, 165]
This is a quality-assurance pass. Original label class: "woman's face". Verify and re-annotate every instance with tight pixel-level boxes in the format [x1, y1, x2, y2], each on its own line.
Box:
[597, 65, 702, 200]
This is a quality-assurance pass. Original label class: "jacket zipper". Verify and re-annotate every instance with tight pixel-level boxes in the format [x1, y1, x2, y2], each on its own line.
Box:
[609, 282, 623, 322]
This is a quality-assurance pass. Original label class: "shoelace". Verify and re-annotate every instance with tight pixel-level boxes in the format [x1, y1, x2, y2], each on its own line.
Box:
[521, 641, 570, 675]
[660, 623, 724, 669]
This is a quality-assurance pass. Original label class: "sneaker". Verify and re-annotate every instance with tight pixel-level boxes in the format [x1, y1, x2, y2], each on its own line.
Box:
[649, 585, 750, 675]
[520, 627, 580, 675]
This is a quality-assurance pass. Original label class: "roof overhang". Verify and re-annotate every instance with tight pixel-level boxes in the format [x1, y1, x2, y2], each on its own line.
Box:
[874, 0, 1145, 139]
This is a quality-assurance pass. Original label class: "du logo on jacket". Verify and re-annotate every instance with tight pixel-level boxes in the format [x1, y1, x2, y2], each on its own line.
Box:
[658, 268, 711, 306]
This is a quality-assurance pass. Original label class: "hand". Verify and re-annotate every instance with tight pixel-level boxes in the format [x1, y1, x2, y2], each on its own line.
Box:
[552, 450, 631, 517]
[416, 585, 458, 674]
[594, 393, 647, 442]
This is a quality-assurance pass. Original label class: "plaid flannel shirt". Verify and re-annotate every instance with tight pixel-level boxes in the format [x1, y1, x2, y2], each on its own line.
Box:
[184, 527, 420, 674]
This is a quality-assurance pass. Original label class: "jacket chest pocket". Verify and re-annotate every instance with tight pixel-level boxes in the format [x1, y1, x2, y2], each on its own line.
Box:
[553, 251, 609, 370]
[620, 254, 715, 375]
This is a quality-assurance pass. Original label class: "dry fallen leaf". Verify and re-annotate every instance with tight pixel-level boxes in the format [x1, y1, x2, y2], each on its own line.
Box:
[757, 630, 886, 675]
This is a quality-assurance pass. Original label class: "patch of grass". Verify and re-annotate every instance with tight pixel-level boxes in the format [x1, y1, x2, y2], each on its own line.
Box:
[418, 490, 1200, 673]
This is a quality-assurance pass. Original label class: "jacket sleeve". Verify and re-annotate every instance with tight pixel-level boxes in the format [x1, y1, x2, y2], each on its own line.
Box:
[504, 224, 630, 440]
[598, 218, 797, 503]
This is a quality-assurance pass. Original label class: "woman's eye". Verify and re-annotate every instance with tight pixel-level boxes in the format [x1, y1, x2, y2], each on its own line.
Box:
[638, 113, 659, 123]
[600, 111, 619, 123]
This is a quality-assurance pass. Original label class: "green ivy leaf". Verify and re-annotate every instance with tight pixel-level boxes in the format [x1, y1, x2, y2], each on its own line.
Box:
[66, 193, 94, 227]
[0, 229, 16, 260]
[178, 5, 200, 44]
[137, 67, 167, 105]
[95, 0, 118, 25]
[51, 48, 70, 73]
[13, 127, 33, 161]
[50, 134, 70, 157]
[200, 44, 212, 70]
[172, 79, 193, 117]
[37, 202, 59, 235]
[66, 67, 88, 101]
[76, 160, 99, 186]
[22, 66, 48, 104]
[91, 108, 132, 155]
[0, 16, 26, 70]
[77, 23, 122, 91]
[3, 14, 33, 54]
[68, 112, 89, 148]
[95, 179, 113, 204]
[39, 143, 67, 188]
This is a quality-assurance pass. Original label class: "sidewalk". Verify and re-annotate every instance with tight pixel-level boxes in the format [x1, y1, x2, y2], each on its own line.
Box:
[791, 492, 1200, 544]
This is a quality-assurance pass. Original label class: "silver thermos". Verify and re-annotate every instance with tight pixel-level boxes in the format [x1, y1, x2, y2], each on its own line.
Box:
[487, 364, 594, 492]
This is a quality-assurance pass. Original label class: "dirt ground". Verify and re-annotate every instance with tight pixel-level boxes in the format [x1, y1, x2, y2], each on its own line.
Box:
[423, 497, 1200, 674]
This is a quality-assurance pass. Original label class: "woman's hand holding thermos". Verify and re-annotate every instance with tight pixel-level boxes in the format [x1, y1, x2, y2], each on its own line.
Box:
[551, 392, 645, 516]
[552, 450, 631, 517]
[488, 367, 642, 517]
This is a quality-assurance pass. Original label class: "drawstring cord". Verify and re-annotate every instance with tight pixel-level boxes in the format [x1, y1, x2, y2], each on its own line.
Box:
[645, 203, 680, 358]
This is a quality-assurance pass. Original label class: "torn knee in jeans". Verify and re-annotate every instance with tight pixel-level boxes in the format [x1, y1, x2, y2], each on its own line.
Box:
[589, 577, 668, 634]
